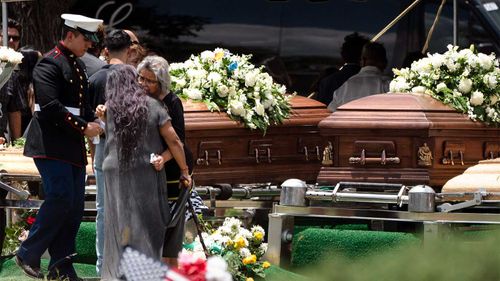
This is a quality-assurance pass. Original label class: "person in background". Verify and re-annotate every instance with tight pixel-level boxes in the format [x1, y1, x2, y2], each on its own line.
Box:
[0, 18, 24, 143]
[328, 41, 390, 112]
[124, 29, 146, 67]
[16, 47, 42, 133]
[314, 32, 369, 105]
[88, 29, 133, 276]
[81, 24, 106, 77]
[0, 18, 21, 50]
[99, 64, 191, 280]
[137, 56, 206, 267]
[17, 14, 103, 281]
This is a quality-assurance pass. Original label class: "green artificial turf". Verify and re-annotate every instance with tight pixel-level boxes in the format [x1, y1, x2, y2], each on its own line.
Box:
[291, 228, 420, 268]
[74, 222, 97, 265]
[0, 257, 98, 280]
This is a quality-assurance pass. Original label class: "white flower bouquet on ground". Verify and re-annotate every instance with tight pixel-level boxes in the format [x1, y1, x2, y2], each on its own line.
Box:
[169, 48, 292, 133]
[390, 45, 500, 125]
[0, 46, 24, 89]
[185, 217, 270, 281]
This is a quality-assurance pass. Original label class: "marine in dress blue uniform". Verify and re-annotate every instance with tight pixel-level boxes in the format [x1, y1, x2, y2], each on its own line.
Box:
[16, 14, 103, 281]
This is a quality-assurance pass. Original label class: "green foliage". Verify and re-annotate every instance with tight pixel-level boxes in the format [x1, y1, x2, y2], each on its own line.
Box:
[12, 137, 26, 148]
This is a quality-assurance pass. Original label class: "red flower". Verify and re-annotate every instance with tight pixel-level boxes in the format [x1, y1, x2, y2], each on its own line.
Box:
[176, 252, 207, 281]
[26, 216, 36, 225]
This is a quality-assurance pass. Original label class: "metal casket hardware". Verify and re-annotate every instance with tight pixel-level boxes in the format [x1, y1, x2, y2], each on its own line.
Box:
[349, 149, 400, 165]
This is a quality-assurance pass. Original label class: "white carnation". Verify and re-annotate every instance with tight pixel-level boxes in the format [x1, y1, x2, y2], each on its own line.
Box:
[458, 78, 472, 94]
[217, 84, 229, 97]
[470, 91, 484, 106]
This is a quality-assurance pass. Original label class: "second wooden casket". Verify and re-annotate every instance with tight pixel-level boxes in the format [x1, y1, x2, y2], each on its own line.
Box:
[317, 93, 500, 188]
[184, 96, 331, 185]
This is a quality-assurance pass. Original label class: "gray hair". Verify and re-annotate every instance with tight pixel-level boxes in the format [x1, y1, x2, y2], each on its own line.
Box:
[137, 55, 171, 95]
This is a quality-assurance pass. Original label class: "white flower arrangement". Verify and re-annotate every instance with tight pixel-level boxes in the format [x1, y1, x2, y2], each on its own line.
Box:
[187, 217, 270, 281]
[0, 46, 23, 89]
[169, 48, 292, 133]
[390, 45, 500, 125]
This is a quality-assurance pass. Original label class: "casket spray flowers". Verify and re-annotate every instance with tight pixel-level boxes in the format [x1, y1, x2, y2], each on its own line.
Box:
[390, 45, 500, 125]
[169, 48, 292, 133]
[185, 217, 270, 281]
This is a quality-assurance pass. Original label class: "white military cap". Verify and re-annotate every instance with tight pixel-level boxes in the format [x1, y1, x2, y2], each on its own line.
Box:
[61, 14, 103, 43]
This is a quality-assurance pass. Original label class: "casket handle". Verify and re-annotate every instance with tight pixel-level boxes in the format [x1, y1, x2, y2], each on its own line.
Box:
[304, 146, 309, 161]
[205, 150, 210, 166]
[349, 149, 400, 165]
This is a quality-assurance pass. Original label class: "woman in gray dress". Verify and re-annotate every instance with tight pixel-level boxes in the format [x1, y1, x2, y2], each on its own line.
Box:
[99, 64, 191, 280]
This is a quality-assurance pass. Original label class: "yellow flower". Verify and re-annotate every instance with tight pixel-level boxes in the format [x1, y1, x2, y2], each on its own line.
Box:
[246, 278, 254, 281]
[262, 261, 271, 269]
[214, 51, 224, 60]
[253, 231, 263, 241]
[242, 254, 257, 265]
[226, 239, 233, 247]
[235, 237, 247, 249]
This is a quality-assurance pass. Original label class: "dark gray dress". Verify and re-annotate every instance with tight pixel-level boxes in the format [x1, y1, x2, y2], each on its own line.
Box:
[101, 97, 171, 280]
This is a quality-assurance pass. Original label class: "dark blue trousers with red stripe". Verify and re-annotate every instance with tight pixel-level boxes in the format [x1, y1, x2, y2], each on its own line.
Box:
[17, 158, 85, 275]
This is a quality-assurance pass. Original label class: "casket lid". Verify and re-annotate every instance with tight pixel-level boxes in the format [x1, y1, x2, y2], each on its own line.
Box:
[183, 95, 330, 130]
[319, 93, 495, 131]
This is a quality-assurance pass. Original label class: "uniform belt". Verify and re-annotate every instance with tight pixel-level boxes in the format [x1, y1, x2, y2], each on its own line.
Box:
[34, 104, 80, 116]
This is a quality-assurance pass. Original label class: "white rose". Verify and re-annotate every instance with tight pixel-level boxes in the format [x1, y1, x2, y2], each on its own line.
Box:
[389, 77, 410, 93]
[175, 78, 186, 88]
[411, 86, 426, 93]
[429, 54, 445, 68]
[470, 91, 484, 106]
[229, 100, 245, 116]
[207, 72, 222, 83]
[217, 84, 229, 97]
[478, 53, 493, 70]
[183, 88, 203, 100]
[436, 82, 448, 93]
[200, 50, 214, 61]
[483, 74, 498, 89]
[244, 72, 258, 87]
[458, 78, 472, 94]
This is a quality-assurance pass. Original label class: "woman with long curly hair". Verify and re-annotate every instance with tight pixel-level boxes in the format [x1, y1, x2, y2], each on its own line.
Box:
[99, 64, 191, 280]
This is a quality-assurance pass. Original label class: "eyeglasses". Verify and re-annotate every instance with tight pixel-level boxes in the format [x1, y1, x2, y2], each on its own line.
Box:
[138, 75, 158, 85]
[1, 35, 20, 42]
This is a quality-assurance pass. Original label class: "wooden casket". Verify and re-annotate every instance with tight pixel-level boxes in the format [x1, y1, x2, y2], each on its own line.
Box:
[0, 148, 94, 176]
[184, 95, 331, 185]
[317, 93, 500, 188]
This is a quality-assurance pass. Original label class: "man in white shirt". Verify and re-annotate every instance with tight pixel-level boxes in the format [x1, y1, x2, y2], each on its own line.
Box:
[328, 42, 390, 112]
